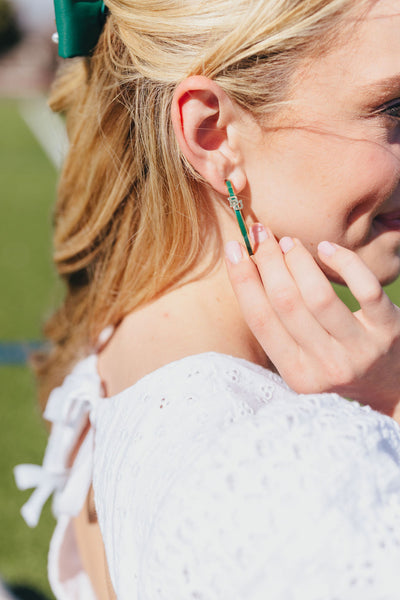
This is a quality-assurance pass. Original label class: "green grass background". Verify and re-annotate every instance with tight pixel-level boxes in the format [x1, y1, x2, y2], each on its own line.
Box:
[1, 97, 400, 599]
[0, 99, 57, 600]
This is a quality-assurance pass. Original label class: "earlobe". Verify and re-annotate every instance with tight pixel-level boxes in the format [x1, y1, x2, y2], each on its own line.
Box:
[171, 76, 246, 195]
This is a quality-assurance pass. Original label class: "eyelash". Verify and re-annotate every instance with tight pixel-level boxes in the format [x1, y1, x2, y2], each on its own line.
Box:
[379, 99, 400, 120]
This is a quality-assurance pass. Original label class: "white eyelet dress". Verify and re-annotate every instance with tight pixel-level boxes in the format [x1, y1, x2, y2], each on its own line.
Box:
[14, 346, 400, 600]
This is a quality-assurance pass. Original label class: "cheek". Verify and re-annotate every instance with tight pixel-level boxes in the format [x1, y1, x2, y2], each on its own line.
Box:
[335, 146, 400, 243]
[253, 135, 399, 247]
[345, 143, 399, 197]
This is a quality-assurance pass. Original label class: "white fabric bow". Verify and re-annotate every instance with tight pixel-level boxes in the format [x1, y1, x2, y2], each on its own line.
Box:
[14, 355, 100, 528]
[14, 464, 67, 528]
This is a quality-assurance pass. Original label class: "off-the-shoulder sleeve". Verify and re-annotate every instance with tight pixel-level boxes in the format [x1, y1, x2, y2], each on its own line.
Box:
[92, 353, 400, 600]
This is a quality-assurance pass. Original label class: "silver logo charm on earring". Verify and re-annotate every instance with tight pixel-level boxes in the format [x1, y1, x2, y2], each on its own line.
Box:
[227, 192, 243, 211]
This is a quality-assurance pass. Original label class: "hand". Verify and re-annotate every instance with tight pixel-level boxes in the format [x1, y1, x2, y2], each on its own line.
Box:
[225, 223, 400, 421]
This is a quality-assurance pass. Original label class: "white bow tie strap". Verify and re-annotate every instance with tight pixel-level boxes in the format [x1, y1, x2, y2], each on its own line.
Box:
[14, 354, 101, 528]
[14, 463, 67, 528]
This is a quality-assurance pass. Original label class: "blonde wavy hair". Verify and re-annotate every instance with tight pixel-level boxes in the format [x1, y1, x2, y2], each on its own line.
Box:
[34, 0, 371, 407]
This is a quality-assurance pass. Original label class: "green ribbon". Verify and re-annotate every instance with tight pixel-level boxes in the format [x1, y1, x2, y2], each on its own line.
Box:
[54, 0, 108, 58]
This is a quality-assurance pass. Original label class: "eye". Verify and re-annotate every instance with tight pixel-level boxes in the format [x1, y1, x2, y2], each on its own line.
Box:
[378, 98, 400, 120]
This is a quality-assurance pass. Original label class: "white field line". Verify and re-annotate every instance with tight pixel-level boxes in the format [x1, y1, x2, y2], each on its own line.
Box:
[18, 96, 68, 170]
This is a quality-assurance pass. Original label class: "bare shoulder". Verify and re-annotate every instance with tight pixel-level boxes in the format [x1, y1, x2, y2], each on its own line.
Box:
[99, 302, 179, 396]
[97, 272, 267, 397]
[97, 286, 232, 397]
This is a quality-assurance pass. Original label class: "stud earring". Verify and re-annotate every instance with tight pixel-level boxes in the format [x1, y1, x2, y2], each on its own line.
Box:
[225, 180, 253, 256]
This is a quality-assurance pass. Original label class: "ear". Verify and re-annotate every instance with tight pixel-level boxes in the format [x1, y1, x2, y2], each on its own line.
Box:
[171, 76, 247, 196]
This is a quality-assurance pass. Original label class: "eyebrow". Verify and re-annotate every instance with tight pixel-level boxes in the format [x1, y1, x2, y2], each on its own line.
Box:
[359, 74, 400, 99]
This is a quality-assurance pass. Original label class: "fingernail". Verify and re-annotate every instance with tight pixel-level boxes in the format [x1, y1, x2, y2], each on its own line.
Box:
[225, 241, 243, 265]
[318, 241, 336, 257]
[279, 236, 295, 254]
[250, 223, 269, 245]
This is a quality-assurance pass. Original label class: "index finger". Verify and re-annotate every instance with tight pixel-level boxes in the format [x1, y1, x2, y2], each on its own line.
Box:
[224, 240, 300, 367]
[280, 237, 360, 342]
[317, 241, 397, 327]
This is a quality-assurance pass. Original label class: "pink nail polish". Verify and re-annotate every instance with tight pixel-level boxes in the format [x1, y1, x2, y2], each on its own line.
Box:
[279, 236, 294, 254]
[250, 223, 269, 245]
[225, 241, 243, 265]
[318, 241, 336, 257]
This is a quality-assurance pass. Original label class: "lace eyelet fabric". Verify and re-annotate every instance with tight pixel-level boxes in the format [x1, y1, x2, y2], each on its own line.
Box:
[15, 351, 400, 600]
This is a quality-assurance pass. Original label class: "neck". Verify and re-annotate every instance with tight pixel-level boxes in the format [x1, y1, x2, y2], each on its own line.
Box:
[144, 199, 273, 368]
[98, 201, 273, 396]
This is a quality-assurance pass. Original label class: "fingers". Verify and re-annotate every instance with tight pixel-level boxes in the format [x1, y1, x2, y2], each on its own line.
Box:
[226, 227, 330, 355]
[225, 225, 400, 405]
[249, 225, 332, 352]
[225, 224, 398, 371]
[280, 237, 360, 341]
[224, 240, 300, 367]
[317, 241, 396, 326]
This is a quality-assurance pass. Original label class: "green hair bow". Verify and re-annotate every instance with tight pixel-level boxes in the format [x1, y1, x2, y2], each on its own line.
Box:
[53, 0, 108, 58]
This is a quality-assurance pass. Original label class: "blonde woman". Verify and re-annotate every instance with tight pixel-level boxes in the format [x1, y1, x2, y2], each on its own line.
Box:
[15, 0, 400, 598]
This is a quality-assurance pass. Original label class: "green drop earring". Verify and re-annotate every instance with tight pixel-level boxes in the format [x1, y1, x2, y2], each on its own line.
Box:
[225, 180, 253, 256]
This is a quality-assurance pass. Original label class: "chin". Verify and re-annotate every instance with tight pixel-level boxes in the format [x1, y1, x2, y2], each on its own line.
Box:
[358, 244, 400, 286]
[363, 226, 400, 285]
[360, 257, 400, 287]
[378, 270, 400, 287]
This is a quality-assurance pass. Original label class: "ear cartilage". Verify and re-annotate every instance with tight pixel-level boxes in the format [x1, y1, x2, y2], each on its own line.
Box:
[225, 180, 253, 256]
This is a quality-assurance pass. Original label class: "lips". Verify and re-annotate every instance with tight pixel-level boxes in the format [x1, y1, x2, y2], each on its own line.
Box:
[374, 210, 400, 230]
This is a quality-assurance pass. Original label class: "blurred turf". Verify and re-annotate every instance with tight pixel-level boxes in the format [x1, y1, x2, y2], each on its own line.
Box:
[0, 366, 54, 600]
[0, 98, 57, 599]
[0, 98, 61, 340]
